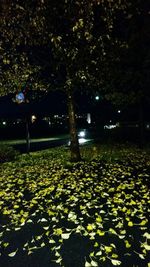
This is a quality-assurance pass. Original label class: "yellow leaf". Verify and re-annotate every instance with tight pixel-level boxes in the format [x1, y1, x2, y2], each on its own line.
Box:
[96, 251, 102, 256]
[47, 210, 55, 216]
[143, 232, 150, 239]
[90, 252, 94, 257]
[140, 220, 147, 226]
[31, 199, 38, 204]
[112, 254, 118, 258]
[125, 240, 131, 248]
[54, 228, 62, 235]
[91, 260, 98, 266]
[139, 254, 145, 259]
[111, 259, 121, 265]
[3, 242, 9, 248]
[3, 209, 11, 215]
[28, 250, 33, 255]
[85, 261, 92, 267]
[14, 205, 19, 209]
[55, 258, 62, 264]
[96, 216, 102, 223]
[143, 244, 150, 250]
[109, 228, 117, 235]
[94, 242, 99, 247]
[20, 217, 26, 224]
[97, 229, 105, 236]
[128, 221, 133, 227]
[130, 200, 136, 205]
[8, 249, 18, 257]
[87, 224, 94, 231]
[120, 230, 126, 235]
[104, 246, 113, 253]
[122, 207, 127, 212]
[61, 233, 71, 239]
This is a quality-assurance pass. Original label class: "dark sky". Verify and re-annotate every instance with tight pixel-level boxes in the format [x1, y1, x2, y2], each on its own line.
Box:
[0, 90, 69, 119]
[0, 90, 149, 123]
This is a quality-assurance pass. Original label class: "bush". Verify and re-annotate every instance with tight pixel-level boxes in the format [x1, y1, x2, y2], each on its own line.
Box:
[0, 144, 20, 163]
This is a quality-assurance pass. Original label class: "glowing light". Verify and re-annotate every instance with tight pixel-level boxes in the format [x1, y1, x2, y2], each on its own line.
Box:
[78, 130, 86, 137]
[95, 96, 99, 100]
[15, 92, 25, 104]
[78, 138, 87, 144]
[104, 124, 117, 129]
[68, 138, 90, 146]
[87, 113, 91, 124]
[31, 115, 36, 123]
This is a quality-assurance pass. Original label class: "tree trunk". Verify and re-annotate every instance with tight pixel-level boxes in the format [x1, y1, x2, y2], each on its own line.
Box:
[67, 88, 81, 162]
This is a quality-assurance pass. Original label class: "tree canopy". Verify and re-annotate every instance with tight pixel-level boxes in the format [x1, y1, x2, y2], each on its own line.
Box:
[1, 0, 134, 97]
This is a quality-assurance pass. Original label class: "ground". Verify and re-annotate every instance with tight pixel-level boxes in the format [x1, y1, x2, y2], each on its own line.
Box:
[0, 145, 150, 267]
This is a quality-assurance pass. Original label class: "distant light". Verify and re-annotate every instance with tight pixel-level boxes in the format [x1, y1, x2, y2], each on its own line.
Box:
[78, 138, 87, 144]
[31, 115, 36, 123]
[78, 130, 86, 137]
[15, 92, 25, 104]
[118, 110, 121, 113]
[95, 96, 99, 101]
[87, 113, 91, 124]
[104, 124, 117, 129]
[68, 137, 89, 146]
[2, 121, 6, 125]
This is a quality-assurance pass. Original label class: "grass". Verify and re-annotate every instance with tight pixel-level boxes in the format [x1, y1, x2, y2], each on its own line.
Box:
[0, 144, 150, 267]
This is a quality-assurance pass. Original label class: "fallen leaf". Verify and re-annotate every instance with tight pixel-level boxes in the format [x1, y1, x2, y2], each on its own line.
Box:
[8, 249, 18, 257]
[111, 259, 121, 265]
[61, 233, 71, 239]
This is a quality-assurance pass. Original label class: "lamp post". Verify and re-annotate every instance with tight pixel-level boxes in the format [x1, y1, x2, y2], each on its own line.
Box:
[15, 90, 30, 154]
[25, 116, 30, 154]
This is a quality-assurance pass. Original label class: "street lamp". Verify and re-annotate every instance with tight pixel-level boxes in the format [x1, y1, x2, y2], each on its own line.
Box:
[14, 89, 30, 153]
[95, 95, 99, 101]
[15, 92, 25, 104]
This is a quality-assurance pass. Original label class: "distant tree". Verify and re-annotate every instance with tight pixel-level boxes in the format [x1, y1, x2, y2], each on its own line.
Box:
[1, 0, 135, 160]
[103, 0, 150, 147]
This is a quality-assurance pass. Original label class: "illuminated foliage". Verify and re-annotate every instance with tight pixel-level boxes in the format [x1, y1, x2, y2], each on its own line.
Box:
[0, 145, 150, 266]
[0, 0, 134, 95]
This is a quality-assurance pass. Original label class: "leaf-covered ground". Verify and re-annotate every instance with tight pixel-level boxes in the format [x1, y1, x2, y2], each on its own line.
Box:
[0, 146, 150, 267]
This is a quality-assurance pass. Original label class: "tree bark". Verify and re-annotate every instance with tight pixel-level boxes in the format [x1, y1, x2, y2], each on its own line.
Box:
[67, 88, 81, 162]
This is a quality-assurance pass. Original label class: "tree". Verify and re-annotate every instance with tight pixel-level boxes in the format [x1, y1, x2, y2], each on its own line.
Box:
[103, 0, 150, 147]
[1, 0, 133, 160]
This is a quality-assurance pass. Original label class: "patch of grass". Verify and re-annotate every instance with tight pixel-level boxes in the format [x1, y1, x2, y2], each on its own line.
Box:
[0, 145, 150, 267]
[80, 143, 147, 162]
[0, 144, 20, 163]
